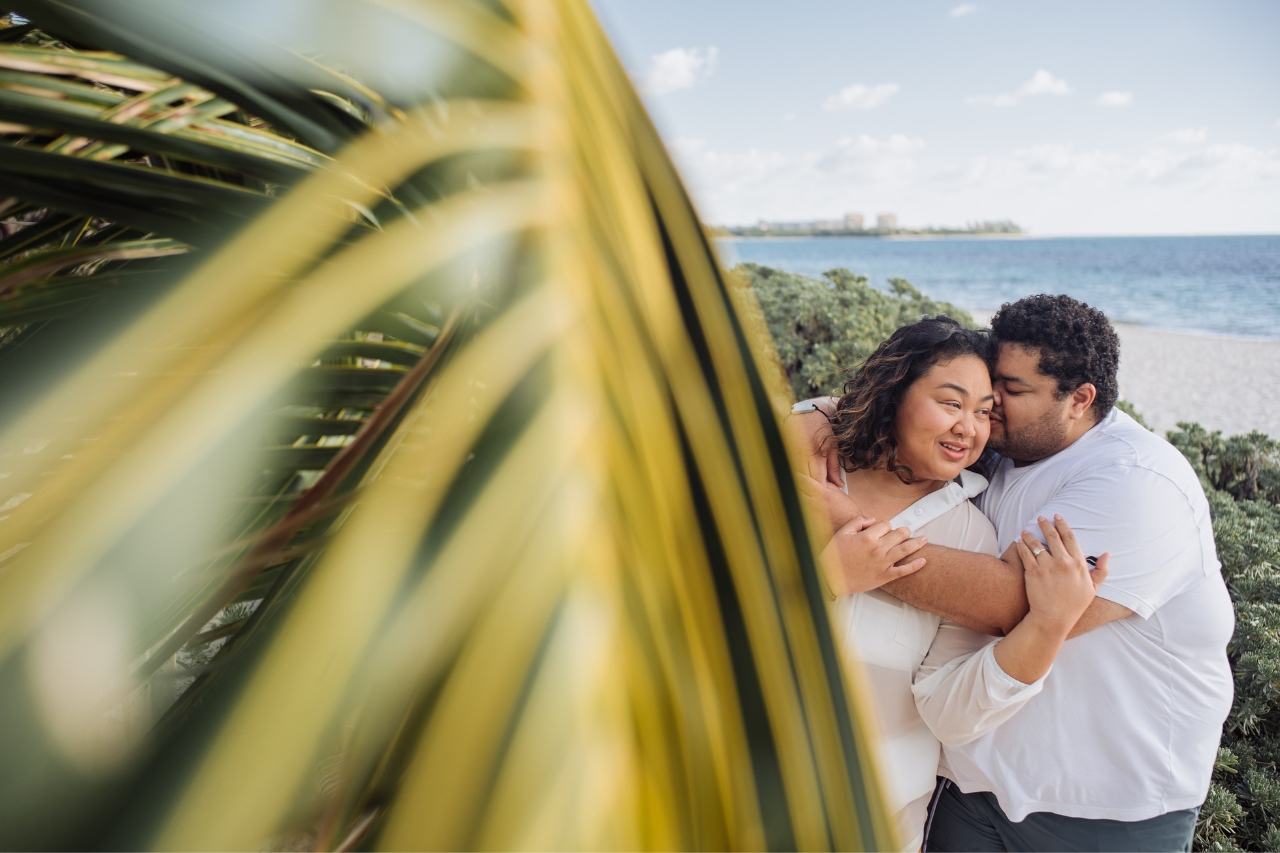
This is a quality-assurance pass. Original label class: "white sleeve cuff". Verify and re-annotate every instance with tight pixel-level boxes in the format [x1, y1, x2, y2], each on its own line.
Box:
[1093, 584, 1155, 619]
[987, 641, 1050, 692]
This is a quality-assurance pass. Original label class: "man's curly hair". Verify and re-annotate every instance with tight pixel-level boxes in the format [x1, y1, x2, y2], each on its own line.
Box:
[832, 316, 992, 484]
[990, 294, 1119, 418]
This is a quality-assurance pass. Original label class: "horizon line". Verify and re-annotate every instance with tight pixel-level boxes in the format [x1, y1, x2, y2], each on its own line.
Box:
[712, 230, 1280, 239]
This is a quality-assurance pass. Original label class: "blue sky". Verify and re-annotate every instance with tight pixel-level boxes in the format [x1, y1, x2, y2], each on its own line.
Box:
[589, 0, 1280, 234]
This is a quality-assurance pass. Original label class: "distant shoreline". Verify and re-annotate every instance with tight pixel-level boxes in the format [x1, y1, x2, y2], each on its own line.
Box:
[717, 232, 1280, 240]
[723, 233, 1280, 342]
[712, 230, 1025, 240]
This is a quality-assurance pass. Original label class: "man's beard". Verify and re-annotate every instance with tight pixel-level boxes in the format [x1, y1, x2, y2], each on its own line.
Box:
[988, 406, 1070, 463]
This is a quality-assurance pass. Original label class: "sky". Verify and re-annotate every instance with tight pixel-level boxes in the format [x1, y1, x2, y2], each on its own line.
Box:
[588, 0, 1280, 235]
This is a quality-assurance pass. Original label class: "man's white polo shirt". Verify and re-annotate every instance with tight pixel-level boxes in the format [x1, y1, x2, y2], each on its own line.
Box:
[950, 406, 1235, 822]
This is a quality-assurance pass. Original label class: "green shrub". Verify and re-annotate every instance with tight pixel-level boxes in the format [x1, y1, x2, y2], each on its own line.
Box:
[1169, 423, 1280, 851]
[735, 263, 974, 400]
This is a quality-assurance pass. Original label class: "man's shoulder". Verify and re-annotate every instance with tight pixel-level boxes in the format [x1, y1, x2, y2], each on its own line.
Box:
[1090, 408, 1203, 492]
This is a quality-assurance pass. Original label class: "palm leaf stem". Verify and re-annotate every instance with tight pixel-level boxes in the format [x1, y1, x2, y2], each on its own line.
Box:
[128, 310, 460, 687]
[0, 237, 187, 293]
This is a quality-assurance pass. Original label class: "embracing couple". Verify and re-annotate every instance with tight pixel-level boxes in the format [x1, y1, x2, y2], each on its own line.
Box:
[786, 295, 1234, 852]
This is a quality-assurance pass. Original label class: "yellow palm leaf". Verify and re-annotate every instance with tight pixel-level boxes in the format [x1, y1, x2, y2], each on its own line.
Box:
[0, 1, 893, 849]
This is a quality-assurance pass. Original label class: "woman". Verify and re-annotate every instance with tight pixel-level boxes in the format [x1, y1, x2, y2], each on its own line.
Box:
[793, 317, 1108, 851]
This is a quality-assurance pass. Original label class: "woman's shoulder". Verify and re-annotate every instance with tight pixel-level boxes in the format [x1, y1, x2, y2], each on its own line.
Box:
[917, 487, 1000, 556]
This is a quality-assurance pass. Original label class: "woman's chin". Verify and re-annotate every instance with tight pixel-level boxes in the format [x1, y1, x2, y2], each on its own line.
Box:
[916, 461, 965, 483]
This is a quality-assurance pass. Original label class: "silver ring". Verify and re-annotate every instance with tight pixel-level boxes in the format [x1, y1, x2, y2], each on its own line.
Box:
[1032, 546, 1045, 557]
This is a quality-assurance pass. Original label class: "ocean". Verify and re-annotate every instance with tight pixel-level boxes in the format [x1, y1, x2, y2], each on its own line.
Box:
[718, 235, 1280, 341]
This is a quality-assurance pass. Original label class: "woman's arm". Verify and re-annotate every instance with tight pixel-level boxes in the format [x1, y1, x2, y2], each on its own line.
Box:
[911, 621, 1028, 747]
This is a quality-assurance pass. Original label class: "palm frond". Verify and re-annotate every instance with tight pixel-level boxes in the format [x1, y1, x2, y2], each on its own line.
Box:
[0, 2, 894, 850]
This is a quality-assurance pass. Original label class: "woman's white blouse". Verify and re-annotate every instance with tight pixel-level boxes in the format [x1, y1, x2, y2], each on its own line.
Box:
[831, 470, 1046, 852]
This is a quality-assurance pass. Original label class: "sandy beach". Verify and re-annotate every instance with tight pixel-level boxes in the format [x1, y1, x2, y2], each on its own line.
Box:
[970, 311, 1280, 439]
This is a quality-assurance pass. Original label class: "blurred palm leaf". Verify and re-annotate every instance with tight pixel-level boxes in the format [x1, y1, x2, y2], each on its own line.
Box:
[0, 2, 893, 850]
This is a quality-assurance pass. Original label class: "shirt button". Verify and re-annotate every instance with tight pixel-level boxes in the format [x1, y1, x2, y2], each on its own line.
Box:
[915, 508, 924, 516]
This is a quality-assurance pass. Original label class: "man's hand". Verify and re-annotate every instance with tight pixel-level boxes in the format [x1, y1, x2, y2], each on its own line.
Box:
[821, 516, 928, 596]
[781, 397, 843, 487]
[796, 474, 864, 538]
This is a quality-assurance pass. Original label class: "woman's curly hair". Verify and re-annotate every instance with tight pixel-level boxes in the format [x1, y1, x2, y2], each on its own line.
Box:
[832, 316, 992, 483]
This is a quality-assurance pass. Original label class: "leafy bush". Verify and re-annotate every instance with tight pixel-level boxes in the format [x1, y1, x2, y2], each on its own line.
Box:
[734, 263, 974, 400]
[1169, 424, 1280, 851]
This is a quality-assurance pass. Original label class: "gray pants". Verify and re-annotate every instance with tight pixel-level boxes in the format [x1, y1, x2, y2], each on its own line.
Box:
[923, 779, 1198, 853]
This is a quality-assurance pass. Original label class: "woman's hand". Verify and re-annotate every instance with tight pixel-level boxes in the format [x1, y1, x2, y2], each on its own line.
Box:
[820, 516, 928, 596]
[991, 515, 1111, 685]
[1017, 515, 1110, 634]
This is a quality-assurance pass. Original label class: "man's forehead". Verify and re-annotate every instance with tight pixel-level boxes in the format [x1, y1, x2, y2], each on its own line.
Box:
[995, 343, 1047, 380]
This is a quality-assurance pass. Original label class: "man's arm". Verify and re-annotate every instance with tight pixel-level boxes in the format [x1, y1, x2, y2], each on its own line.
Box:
[882, 541, 1133, 637]
[1066, 597, 1133, 638]
[883, 545, 1027, 636]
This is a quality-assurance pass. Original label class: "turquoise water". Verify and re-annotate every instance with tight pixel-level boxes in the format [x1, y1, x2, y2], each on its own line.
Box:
[718, 235, 1280, 341]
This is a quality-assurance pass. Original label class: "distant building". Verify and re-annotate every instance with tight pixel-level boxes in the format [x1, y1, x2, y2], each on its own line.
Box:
[876, 212, 898, 231]
[844, 213, 865, 230]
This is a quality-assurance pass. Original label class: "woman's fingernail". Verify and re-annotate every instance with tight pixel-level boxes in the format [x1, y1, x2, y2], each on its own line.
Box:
[1055, 513, 1064, 521]
[1038, 516, 1048, 523]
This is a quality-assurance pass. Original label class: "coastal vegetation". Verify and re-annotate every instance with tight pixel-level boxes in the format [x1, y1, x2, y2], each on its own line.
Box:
[732, 262, 973, 400]
[740, 261, 1280, 852]
[1170, 426, 1280, 852]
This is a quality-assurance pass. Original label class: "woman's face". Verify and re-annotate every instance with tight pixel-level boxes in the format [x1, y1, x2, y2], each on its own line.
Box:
[892, 354, 993, 483]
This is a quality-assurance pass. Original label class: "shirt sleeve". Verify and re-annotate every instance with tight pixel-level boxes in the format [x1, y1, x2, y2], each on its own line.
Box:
[911, 619, 1046, 747]
[1025, 464, 1205, 618]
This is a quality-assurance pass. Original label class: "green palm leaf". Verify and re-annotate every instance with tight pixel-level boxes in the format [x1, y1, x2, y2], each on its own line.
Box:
[0, 2, 894, 850]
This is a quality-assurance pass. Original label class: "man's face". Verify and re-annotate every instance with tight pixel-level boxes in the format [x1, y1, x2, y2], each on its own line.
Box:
[988, 344, 1074, 463]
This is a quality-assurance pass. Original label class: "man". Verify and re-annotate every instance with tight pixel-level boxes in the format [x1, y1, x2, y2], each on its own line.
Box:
[790, 295, 1234, 852]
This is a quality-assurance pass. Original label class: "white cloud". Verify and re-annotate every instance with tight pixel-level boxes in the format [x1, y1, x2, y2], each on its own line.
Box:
[667, 128, 1280, 232]
[996, 140, 1280, 191]
[668, 132, 929, 222]
[643, 46, 718, 95]
[822, 82, 900, 111]
[950, 3, 977, 17]
[1096, 91, 1133, 107]
[1018, 69, 1071, 97]
[967, 69, 1071, 107]
[1161, 127, 1208, 144]
[831, 133, 927, 155]
[783, 112, 796, 122]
